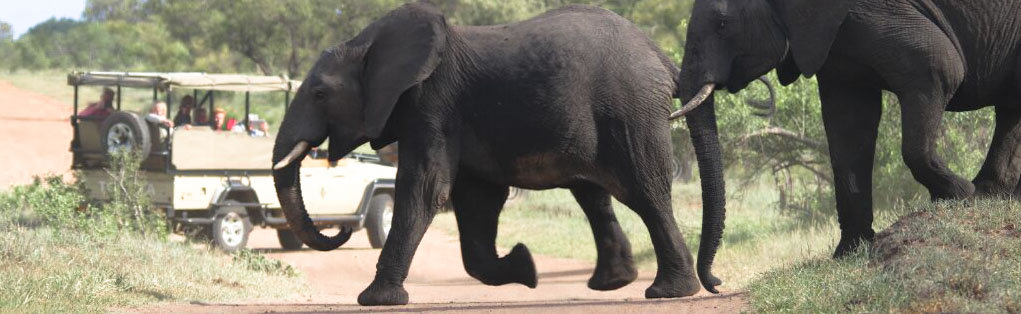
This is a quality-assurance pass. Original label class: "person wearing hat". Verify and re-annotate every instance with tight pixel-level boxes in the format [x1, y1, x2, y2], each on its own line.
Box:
[79, 87, 115, 118]
[173, 95, 195, 127]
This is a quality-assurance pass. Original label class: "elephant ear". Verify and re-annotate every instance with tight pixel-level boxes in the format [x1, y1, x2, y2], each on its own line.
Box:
[359, 1, 447, 139]
[771, 0, 857, 77]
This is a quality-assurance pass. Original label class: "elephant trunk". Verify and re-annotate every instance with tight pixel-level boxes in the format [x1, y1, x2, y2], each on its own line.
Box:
[272, 110, 350, 251]
[678, 62, 727, 294]
[272, 157, 351, 251]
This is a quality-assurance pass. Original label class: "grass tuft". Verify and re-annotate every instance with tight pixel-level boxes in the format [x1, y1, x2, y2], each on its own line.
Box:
[747, 199, 1021, 313]
[0, 152, 306, 312]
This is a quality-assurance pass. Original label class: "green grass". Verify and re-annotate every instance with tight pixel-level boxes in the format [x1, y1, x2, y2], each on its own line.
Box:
[0, 176, 307, 313]
[747, 199, 1021, 313]
[432, 180, 883, 289]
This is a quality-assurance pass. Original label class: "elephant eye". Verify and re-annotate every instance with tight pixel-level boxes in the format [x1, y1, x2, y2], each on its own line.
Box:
[717, 19, 727, 32]
[314, 89, 326, 100]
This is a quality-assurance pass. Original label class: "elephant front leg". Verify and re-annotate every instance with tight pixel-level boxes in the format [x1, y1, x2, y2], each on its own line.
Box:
[451, 174, 538, 288]
[973, 105, 1021, 198]
[819, 80, 882, 257]
[357, 145, 457, 306]
[570, 183, 637, 291]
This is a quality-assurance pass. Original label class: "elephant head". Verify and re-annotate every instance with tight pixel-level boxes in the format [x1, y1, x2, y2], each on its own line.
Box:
[272, 2, 447, 251]
[671, 0, 853, 292]
[675, 0, 856, 113]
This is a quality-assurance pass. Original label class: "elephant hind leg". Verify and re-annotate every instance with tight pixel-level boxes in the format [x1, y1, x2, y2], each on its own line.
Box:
[451, 174, 537, 288]
[973, 105, 1021, 198]
[570, 182, 638, 291]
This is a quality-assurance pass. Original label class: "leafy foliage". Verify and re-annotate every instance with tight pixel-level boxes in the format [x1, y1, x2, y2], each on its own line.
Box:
[0, 151, 306, 312]
[0, 151, 166, 238]
[233, 249, 300, 277]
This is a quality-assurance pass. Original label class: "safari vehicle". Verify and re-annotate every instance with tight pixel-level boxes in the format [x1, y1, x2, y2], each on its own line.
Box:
[68, 71, 396, 251]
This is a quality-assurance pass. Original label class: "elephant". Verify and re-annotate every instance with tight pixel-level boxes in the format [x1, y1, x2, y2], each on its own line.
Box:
[674, 0, 1021, 257]
[271, 1, 729, 306]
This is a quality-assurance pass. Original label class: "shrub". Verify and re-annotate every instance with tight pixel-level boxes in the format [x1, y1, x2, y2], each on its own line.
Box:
[0, 149, 166, 238]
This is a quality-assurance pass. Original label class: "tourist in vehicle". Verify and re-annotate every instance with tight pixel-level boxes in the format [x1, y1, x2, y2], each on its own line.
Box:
[146, 101, 174, 140]
[212, 108, 227, 131]
[193, 106, 209, 127]
[236, 119, 270, 137]
[79, 87, 115, 118]
[173, 95, 194, 127]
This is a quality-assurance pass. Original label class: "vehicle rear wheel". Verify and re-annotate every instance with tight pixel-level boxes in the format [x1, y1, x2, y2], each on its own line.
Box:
[210, 202, 252, 252]
[365, 193, 393, 249]
[100, 111, 151, 155]
[276, 229, 304, 250]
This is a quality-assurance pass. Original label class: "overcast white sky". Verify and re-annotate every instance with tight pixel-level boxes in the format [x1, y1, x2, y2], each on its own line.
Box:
[1, 0, 86, 38]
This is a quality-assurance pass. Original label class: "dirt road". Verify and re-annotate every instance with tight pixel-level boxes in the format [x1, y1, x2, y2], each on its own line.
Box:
[151, 227, 747, 313]
[0, 80, 746, 312]
[0, 80, 72, 189]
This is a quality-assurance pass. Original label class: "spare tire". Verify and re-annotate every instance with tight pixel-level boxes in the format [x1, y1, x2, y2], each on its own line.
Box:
[100, 111, 151, 155]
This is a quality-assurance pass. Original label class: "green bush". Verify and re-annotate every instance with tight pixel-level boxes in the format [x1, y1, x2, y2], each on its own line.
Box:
[0, 150, 307, 312]
[0, 150, 165, 238]
[233, 249, 299, 278]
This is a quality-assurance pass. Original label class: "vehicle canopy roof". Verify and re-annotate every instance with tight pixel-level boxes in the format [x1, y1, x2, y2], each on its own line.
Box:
[67, 71, 302, 92]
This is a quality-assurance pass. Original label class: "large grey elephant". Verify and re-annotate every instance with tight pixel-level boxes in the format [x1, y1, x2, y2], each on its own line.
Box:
[271, 2, 728, 306]
[673, 0, 1021, 257]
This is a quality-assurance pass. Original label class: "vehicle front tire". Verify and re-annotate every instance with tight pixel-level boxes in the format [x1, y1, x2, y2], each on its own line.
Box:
[365, 193, 393, 249]
[211, 202, 252, 252]
[276, 229, 304, 250]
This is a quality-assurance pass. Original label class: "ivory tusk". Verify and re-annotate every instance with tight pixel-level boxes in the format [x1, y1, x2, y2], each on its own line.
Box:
[273, 141, 309, 170]
[669, 83, 716, 120]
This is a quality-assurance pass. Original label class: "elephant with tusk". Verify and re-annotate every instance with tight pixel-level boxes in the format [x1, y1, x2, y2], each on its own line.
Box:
[272, 1, 750, 306]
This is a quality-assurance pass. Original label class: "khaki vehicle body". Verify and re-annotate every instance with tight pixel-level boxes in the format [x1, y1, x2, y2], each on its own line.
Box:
[69, 71, 397, 251]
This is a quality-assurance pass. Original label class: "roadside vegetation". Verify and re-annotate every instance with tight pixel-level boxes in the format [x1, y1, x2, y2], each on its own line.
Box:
[0, 152, 305, 312]
[748, 200, 1021, 313]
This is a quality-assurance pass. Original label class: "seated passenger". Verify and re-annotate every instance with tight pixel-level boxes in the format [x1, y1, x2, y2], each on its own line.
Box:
[146, 101, 174, 139]
[79, 87, 115, 118]
[173, 95, 195, 127]
[232, 119, 270, 137]
[194, 106, 209, 123]
[252, 120, 271, 137]
[212, 108, 228, 131]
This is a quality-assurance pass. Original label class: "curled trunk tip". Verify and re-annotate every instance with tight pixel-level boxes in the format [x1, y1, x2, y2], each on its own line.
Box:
[273, 146, 350, 251]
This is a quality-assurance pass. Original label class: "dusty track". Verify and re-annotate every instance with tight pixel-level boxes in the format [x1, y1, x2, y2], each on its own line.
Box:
[148, 228, 747, 313]
[0, 80, 747, 312]
[0, 80, 72, 189]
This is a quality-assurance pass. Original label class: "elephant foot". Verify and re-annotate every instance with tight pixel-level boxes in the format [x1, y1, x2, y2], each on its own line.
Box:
[832, 229, 875, 258]
[971, 179, 1013, 199]
[357, 281, 409, 306]
[465, 243, 538, 288]
[588, 253, 637, 291]
[929, 179, 974, 201]
[644, 273, 700, 299]
[504, 243, 538, 288]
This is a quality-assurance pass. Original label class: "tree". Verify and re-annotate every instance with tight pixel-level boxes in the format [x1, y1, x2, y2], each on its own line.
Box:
[84, 0, 154, 22]
[0, 21, 14, 69]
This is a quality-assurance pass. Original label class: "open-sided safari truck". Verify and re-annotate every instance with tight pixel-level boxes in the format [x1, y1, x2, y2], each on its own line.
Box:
[68, 71, 396, 251]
